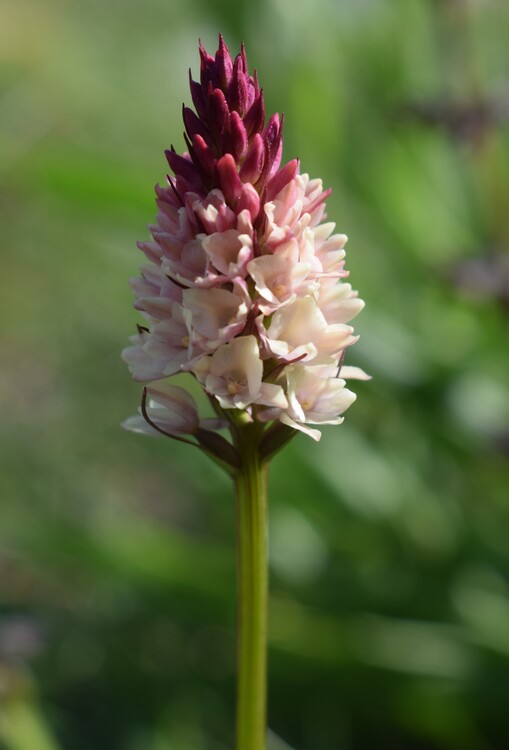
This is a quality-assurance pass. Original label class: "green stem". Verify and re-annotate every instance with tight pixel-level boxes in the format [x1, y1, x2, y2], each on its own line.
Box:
[234, 424, 268, 750]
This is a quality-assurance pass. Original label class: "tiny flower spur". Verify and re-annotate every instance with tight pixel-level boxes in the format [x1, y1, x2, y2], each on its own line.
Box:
[122, 35, 367, 750]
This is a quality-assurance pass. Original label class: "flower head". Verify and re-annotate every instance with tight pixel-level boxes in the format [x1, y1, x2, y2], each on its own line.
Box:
[123, 36, 367, 464]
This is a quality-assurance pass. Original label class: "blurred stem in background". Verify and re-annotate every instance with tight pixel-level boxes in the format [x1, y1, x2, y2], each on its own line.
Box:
[234, 422, 269, 750]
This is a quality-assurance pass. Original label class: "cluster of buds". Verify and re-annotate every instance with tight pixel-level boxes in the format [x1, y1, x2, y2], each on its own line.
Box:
[123, 36, 367, 468]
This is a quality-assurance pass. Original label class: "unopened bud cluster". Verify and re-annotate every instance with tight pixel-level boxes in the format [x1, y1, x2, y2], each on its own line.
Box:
[123, 36, 367, 456]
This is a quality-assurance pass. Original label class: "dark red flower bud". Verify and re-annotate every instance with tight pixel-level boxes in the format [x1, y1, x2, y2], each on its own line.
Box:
[215, 34, 233, 89]
[183, 106, 209, 142]
[229, 111, 248, 161]
[189, 71, 207, 120]
[268, 137, 283, 180]
[239, 42, 248, 76]
[266, 158, 299, 201]
[243, 91, 265, 139]
[263, 113, 281, 151]
[217, 153, 243, 205]
[199, 40, 219, 90]
[209, 87, 230, 138]
[199, 39, 214, 69]
[237, 183, 260, 217]
[192, 134, 216, 177]
[239, 133, 265, 183]
[257, 114, 284, 187]
[165, 149, 202, 190]
[229, 55, 249, 116]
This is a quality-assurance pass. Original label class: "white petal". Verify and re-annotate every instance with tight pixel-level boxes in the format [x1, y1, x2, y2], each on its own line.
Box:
[339, 365, 372, 381]
[146, 382, 199, 432]
[121, 415, 161, 437]
[255, 382, 288, 409]
[279, 413, 322, 442]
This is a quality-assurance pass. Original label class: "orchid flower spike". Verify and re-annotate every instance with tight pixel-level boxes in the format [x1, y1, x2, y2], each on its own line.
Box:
[122, 35, 368, 470]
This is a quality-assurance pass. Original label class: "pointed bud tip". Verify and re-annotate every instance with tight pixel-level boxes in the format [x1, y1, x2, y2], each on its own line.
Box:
[218, 33, 228, 53]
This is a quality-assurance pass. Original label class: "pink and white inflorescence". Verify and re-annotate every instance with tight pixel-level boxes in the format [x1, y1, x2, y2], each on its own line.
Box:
[123, 36, 368, 447]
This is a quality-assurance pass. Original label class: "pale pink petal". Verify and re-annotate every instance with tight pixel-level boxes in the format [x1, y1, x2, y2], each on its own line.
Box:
[318, 282, 365, 324]
[183, 286, 249, 350]
[266, 296, 352, 364]
[255, 382, 288, 409]
[278, 364, 357, 438]
[146, 382, 200, 432]
[202, 229, 253, 277]
[122, 415, 162, 437]
[204, 335, 263, 409]
[339, 365, 372, 380]
[122, 330, 167, 382]
[279, 413, 322, 442]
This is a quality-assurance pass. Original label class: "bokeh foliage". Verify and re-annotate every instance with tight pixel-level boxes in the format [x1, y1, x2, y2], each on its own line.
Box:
[1, 0, 508, 748]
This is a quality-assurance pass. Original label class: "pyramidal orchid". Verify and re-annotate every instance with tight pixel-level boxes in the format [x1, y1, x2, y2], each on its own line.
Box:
[123, 36, 367, 750]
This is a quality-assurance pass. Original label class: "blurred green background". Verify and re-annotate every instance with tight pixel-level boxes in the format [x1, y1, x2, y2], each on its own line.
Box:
[1, 0, 509, 748]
